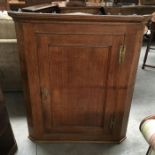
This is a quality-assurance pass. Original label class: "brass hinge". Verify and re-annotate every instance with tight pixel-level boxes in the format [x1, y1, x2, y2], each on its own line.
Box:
[109, 114, 116, 130]
[119, 44, 126, 64]
[41, 88, 49, 101]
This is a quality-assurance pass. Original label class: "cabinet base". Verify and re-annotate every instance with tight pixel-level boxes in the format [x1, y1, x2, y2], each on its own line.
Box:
[28, 135, 126, 144]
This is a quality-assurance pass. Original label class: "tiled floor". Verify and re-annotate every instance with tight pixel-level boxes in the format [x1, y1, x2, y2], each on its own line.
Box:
[5, 45, 155, 155]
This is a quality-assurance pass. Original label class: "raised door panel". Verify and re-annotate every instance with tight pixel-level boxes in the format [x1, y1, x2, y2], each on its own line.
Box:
[33, 23, 139, 89]
[36, 33, 124, 141]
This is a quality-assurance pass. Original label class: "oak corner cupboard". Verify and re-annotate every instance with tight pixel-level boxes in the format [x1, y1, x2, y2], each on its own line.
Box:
[8, 6, 149, 143]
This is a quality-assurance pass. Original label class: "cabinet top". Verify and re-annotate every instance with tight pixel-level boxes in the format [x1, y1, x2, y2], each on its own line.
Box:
[8, 3, 152, 23]
[8, 11, 151, 23]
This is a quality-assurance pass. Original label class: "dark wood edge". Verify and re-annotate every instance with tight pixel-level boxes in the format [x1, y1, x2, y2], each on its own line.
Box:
[0, 124, 9, 136]
[8, 142, 17, 155]
[146, 146, 152, 155]
[28, 135, 126, 144]
[8, 11, 151, 23]
[139, 115, 155, 132]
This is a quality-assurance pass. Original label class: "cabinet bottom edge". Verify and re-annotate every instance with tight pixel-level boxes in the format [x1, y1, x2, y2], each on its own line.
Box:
[28, 135, 126, 144]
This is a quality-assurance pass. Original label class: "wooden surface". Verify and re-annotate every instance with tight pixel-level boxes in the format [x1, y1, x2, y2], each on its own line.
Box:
[9, 0, 26, 10]
[0, 0, 8, 10]
[105, 5, 155, 15]
[141, 0, 155, 5]
[9, 9, 146, 143]
[25, 0, 52, 5]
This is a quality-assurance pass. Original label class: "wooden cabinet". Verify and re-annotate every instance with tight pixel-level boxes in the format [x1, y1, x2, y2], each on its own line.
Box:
[9, 9, 147, 143]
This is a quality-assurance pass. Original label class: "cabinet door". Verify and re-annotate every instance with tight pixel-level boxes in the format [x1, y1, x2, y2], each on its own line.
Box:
[36, 33, 125, 141]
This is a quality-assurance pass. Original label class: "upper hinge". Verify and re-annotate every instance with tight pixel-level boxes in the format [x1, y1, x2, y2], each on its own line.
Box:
[109, 114, 117, 131]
